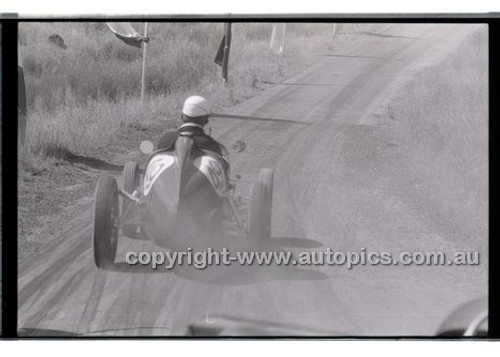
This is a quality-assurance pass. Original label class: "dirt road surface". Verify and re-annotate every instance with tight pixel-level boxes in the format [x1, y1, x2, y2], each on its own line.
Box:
[18, 24, 487, 336]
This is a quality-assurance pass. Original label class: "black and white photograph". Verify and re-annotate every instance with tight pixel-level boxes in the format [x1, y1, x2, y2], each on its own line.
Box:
[11, 18, 488, 338]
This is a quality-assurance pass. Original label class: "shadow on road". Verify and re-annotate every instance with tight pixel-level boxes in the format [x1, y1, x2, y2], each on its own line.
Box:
[42, 143, 125, 172]
[259, 80, 360, 88]
[173, 264, 329, 286]
[320, 54, 381, 59]
[213, 113, 313, 126]
[269, 236, 323, 248]
[360, 32, 421, 40]
[100, 262, 173, 273]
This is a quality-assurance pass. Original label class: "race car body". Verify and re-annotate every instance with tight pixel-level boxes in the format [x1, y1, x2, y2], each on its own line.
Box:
[92, 135, 273, 269]
[142, 135, 227, 247]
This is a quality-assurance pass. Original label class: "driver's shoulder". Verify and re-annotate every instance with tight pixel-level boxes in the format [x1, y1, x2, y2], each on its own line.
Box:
[156, 130, 179, 150]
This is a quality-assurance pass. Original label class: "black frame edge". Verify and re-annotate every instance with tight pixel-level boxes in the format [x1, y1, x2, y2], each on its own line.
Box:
[488, 20, 499, 339]
[1, 20, 18, 338]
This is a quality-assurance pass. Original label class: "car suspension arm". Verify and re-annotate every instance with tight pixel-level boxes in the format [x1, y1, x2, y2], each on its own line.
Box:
[118, 188, 140, 203]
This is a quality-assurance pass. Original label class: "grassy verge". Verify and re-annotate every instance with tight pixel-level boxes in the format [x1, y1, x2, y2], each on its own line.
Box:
[387, 26, 488, 240]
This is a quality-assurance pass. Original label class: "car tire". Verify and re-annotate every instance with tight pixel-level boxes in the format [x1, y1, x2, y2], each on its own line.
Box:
[93, 175, 119, 269]
[123, 161, 140, 195]
[122, 161, 140, 238]
[248, 182, 271, 242]
[259, 168, 273, 238]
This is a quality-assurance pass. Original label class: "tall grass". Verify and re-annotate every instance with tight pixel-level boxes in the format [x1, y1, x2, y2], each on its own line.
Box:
[19, 22, 339, 161]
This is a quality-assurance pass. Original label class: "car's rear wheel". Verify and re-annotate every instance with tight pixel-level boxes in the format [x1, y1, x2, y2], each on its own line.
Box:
[248, 183, 266, 241]
[259, 168, 273, 236]
[248, 169, 273, 242]
[93, 175, 119, 269]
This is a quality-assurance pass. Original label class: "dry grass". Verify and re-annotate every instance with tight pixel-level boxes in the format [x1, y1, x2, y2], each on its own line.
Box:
[19, 22, 357, 165]
[388, 26, 488, 234]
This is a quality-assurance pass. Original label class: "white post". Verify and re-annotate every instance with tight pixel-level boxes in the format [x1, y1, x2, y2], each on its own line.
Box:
[141, 22, 149, 101]
[332, 23, 337, 51]
[278, 24, 286, 76]
[280, 23, 286, 53]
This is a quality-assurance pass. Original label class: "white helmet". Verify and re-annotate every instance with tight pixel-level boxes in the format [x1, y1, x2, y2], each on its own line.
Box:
[182, 96, 211, 118]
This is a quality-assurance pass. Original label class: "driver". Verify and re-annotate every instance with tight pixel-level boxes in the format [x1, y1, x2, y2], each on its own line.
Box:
[156, 95, 229, 169]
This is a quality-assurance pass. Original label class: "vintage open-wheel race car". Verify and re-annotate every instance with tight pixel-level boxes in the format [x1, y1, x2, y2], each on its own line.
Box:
[92, 134, 274, 269]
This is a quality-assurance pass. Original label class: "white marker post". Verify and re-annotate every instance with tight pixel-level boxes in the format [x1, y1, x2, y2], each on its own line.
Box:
[278, 24, 286, 76]
[270, 23, 286, 76]
[332, 23, 337, 51]
[141, 22, 149, 102]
